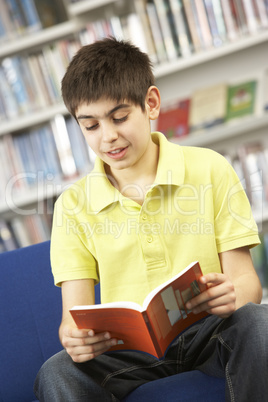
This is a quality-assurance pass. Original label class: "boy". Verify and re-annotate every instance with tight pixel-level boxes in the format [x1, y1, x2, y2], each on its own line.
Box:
[34, 38, 268, 401]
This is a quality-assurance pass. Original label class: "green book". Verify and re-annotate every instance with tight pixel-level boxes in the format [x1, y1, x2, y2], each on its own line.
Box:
[225, 80, 257, 121]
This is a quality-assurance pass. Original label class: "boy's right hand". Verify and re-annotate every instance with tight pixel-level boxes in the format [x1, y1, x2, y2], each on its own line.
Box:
[61, 325, 118, 363]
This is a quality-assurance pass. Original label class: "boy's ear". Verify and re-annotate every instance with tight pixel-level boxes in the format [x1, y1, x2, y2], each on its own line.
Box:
[145, 86, 161, 120]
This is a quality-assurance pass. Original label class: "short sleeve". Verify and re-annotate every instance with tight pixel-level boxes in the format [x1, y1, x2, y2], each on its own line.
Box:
[213, 159, 260, 253]
[50, 192, 99, 287]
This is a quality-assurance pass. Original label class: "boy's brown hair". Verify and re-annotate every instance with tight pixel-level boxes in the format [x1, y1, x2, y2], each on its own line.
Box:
[61, 37, 155, 118]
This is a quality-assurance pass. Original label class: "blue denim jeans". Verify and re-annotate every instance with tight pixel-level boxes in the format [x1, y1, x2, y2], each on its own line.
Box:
[34, 303, 268, 401]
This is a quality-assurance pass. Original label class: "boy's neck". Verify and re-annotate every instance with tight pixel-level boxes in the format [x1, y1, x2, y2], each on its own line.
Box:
[105, 142, 159, 205]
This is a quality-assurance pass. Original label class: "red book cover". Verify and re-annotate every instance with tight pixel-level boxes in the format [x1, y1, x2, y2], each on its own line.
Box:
[70, 261, 208, 359]
[157, 98, 190, 139]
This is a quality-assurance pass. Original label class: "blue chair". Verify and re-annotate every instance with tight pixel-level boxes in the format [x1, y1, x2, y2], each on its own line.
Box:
[0, 241, 225, 401]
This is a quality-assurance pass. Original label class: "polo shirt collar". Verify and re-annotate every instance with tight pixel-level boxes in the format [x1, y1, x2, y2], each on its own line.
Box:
[86, 157, 120, 213]
[152, 132, 185, 187]
[87, 132, 185, 213]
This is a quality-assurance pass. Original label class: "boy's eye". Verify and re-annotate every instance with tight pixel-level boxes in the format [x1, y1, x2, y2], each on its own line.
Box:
[85, 123, 99, 131]
[113, 115, 128, 123]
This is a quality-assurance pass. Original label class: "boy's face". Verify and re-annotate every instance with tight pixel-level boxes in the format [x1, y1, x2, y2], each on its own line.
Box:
[76, 88, 160, 177]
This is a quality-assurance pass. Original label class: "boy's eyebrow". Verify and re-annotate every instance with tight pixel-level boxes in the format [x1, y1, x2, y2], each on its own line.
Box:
[77, 104, 131, 120]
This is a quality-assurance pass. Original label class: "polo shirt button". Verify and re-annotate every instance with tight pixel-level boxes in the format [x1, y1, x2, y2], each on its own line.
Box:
[147, 236, 153, 243]
[142, 215, 147, 220]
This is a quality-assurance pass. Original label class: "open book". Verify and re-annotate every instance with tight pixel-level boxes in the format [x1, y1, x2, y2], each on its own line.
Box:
[70, 261, 208, 359]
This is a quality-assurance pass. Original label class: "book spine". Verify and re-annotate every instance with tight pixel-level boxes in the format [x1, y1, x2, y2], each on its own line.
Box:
[1, 57, 31, 115]
[0, 0, 15, 40]
[5, 0, 27, 35]
[168, 0, 192, 57]
[193, 0, 213, 48]
[0, 219, 18, 251]
[0, 65, 20, 119]
[232, 0, 249, 33]
[146, 1, 168, 63]
[203, 0, 223, 46]
[20, 0, 42, 32]
[38, 126, 61, 179]
[0, 12, 7, 41]
[241, 0, 260, 32]
[182, 0, 202, 52]
[134, 0, 158, 63]
[153, 0, 179, 60]
[253, 0, 268, 27]
[220, 0, 240, 41]
[211, 0, 227, 40]
[50, 114, 78, 178]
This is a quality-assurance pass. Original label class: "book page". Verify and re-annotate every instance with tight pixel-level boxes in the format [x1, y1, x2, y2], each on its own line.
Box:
[146, 262, 208, 357]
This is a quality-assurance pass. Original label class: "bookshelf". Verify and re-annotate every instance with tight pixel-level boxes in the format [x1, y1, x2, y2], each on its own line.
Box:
[0, 0, 268, 290]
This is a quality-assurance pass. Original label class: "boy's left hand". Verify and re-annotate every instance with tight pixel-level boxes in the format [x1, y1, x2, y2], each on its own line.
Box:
[185, 273, 236, 319]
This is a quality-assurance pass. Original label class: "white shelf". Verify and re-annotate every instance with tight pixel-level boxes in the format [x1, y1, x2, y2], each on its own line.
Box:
[0, 21, 79, 59]
[154, 30, 268, 79]
[172, 113, 268, 148]
[68, 0, 116, 16]
[0, 168, 93, 215]
[0, 103, 68, 136]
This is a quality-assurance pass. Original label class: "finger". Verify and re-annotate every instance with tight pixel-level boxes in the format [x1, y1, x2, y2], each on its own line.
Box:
[200, 273, 226, 286]
[63, 331, 112, 348]
[63, 326, 91, 338]
[68, 338, 118, 363]
[189, 293, 236, 317]
[71, 338, 118, 357]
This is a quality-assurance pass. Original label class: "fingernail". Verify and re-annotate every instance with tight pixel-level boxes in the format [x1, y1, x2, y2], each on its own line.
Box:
[104, 332, 111, 340]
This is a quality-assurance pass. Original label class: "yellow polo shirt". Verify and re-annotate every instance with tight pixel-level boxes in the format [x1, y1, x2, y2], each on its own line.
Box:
[51, 132, 260, 305]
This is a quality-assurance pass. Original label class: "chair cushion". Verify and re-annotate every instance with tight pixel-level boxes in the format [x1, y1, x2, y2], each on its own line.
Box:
[0, 241, 63, 402]
[123, 370, 225, 401]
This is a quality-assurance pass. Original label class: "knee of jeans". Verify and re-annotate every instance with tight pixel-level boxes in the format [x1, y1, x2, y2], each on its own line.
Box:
[36, 350, 69, 383]
[234, 303, 268, 340]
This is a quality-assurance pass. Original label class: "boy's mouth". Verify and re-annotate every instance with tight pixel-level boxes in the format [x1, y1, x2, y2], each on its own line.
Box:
[107, 147, 128, 159]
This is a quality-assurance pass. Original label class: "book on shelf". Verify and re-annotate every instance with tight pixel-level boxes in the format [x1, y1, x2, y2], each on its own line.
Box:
[50, 114, 78, 179]
[192, 0, 213, 49]
[0, 65, 19, 119]
[225, 80, 257, 121]
[241, 0, 260, 33]
[5, 0, 26, 35]
[152, 0, 179, 60]
[263, 69, 268, 111]
[169, 0, 193, 57]
[203, 0, 227, 46]
[0, 0, 66, 38]
[146, 0, 168, 63]
[189, 83, 227, 132]
[134, 0, 159, 63]
[232, 0, 250, 34]
[219, 0, 240, 41]
[70, 261, 208, 360]
[157, 98, 190, 139]
[0, 220, 18, 252]
[254, 0, 268, 28]
[0, 0, 16, 40]
[33, 0, 67, 28]
[182, 0, 203, 52]
[65, 116, 92, 174]
[121, 13, 151, 56]
[1, 57, 31, 115]
[237, 142, 268, 210]
[19, 0, 42, 33]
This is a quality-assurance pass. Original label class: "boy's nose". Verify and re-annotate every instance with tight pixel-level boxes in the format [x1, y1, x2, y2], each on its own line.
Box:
[102, 126, 119, 142]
